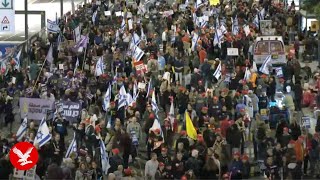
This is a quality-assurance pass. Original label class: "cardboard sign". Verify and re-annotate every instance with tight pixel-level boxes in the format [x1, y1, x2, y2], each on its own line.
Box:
[104, 11, 111, 16]
[133, 61, 147, 75]
[115, 11, 122, 17]
[302, 116, 311, 129]
[227, 48, 239, 56]
[138, 82, 146, 90]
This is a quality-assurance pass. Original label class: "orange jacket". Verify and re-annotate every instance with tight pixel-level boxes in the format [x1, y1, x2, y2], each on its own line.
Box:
[294, 141, 304, 161]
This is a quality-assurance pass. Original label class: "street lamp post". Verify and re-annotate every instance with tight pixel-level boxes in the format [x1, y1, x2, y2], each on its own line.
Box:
[25, 0, 28, 48]
[60, 0, 63, 18]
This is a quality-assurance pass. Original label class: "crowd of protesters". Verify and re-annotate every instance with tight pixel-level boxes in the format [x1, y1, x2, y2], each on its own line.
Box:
[1, 0, 320, 179]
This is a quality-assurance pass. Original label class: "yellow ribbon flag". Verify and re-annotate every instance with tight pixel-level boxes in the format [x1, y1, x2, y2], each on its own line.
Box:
[185, 111, 197, 140]
[209, 0, 219, 6]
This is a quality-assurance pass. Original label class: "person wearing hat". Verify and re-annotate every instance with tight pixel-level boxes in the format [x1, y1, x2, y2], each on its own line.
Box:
[229, 151, 243, 179]
[155, 162, 166, 179]
[108, 148, 123, 174]
[198, 106, 209, 128]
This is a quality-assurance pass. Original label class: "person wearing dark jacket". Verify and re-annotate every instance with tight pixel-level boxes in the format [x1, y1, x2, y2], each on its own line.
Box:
[175, 131, 190, 152]
[185, 149, 203, 178]
[229, 152, 243, 179]
[226, 124, 242, 153]
[293, 81, 303, 111]
[108, 148, 123, 173]
[289, 120, 301, 141]
[50, 134, 65, 166]
[201, 157, 220, 179]
[0, 158, 12, 180]
[171, 152, 185, 179]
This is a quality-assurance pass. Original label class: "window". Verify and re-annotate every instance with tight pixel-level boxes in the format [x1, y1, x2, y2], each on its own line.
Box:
[254, 41, 269, 54]
[270, 41, 284, 53]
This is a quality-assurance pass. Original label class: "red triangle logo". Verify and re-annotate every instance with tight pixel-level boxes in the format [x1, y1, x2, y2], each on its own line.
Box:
[1, 16, 9, 24]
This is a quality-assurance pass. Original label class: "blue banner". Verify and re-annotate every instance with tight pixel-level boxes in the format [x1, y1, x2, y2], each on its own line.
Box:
[0, 43, 20, 58]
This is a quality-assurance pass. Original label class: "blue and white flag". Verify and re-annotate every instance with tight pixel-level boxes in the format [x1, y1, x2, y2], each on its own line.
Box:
[132, 33, 141, 45]
[46, 45, 54, 64]
[47, 19, 60, 33]
[133, 82, 138, 101]
[132, 45, 144, 61]
[120, 18, 126, 32]
[16, 117, 28, 141]
[195, 0, 203, 9]
[100, 139, 110, 175]
[103, 84, 112, 111]
[141, 27, 147, 41]
[118, 85, 127, 109]
[244, 67, 251, 81]
[259, 8, 265, 20]
[92, 11, 97, 25]
[95, 56, 104, 76]
[34, 117, 52, 148]
[65, 133, 77, 158]
[275, 67, 283, 77]
[214, 29, 223, 48]
[220, 24, 227, 34]
[191, 33, 199, 51]
[146, 78, 152, 98]
[13, 49, 22, 70]
[74, 57, 79, 75]
[213, 62, 222, 80]
[151, 90, 159, 114]
[253, 14, 259, 28]
[259, 55, 272, 75]
[232, 16, 239, 35]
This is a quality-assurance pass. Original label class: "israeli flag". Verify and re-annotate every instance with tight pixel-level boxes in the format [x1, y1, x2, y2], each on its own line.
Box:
[103, 84, 112, 111]
[220, 24, 227, 34]
[65, 133, 77, 158]
[214, 28, 223, 48]
[47, 19, 60, 33]
[259, 55, 272, 75]
[34, 117, 52, 148]
[118, 85, 127, 109]
[74, 57, 79, 75]
[275, 67, 283, 77]
[259, 8, 265, 20]
[169, 100, 175, 129]
[95, 56, 104, 76]
[195, 0, 203, 9]
[146, 78, 152, 98]
[132, 33, 141, 45]
[191, 33, 199, 51]
[133, 82, 138, 101]
[244, 67, 251, 81]
[120, 18, 126, 32]
[132, 45, 144, 61]
[46, 45, 54, 64]
[232, 16, 239, 35]
[92, 11, 97, 25]
[100, 139, 110, 175]
[14, 48, 22, 70]
[16, 117, 28, 141]
[213, 62, 222, 80]
[253, 14, 259, 28]
[151, 90, 159, 114]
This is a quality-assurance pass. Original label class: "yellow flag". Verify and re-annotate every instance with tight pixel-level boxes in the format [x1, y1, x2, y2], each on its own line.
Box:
[209, 0, 219, 6]
[185, 111, 197, 140]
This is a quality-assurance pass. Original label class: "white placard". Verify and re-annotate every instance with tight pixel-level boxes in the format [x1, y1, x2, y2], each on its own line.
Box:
[96, 1, 101, 5]
[115, 11, 122, 17]
[104, 11, 111, 16]
[74, 26, 81, 43]
[0, 10, 15, 34]
[128, 19, 133, 30]
[24, 165, 37, 180]
[127, 12, 132, 18]
[59, 64, 64, 70]
[227, 48, 239, 56]
[138, 82, 146, 89]
[13, 168, 25, 178]
[12, 76, 16, 84]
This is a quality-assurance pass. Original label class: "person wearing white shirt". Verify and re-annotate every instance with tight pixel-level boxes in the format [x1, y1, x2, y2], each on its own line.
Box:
[145, 153, 159, 180]
[162, 28, 168, 53]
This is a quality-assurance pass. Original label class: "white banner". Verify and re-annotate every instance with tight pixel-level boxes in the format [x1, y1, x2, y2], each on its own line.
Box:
[74, 26, 81, 43]
[227, 48, 239, 56]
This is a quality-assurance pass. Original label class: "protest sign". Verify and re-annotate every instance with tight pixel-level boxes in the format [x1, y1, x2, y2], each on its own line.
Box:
[62, 101, 82, 123]
[227, 48, 239, 56]
[20, 98, 54, 120]
[134, 61, 147, 75]
[24, 165, 37, 180]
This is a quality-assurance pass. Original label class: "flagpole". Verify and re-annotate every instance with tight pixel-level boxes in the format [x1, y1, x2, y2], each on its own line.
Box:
[32, 58, 47, 91]
[81, 47, 87, 71]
